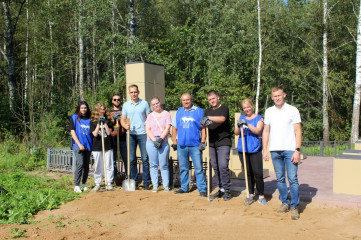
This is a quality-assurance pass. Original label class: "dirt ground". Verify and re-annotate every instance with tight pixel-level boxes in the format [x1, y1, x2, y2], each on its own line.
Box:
[1, 185, 361, 240]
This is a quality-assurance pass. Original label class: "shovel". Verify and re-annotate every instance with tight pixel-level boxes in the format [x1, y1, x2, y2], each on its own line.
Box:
[206, 127, 211, 202]
[122, 118, 136, 191]
[241, 127, 251, 206]
[100, 121, 108, 190]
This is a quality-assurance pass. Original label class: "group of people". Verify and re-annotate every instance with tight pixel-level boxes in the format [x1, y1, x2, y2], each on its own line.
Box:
[69, 85, 302, 220]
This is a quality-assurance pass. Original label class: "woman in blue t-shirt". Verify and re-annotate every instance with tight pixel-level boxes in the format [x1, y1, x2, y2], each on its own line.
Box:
[234, 98, 266, 205]
[69, 101, 93, 193]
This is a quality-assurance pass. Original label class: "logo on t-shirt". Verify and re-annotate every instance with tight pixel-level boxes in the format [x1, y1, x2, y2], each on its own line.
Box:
[98, 125, 108, 138]
[80, 124, 90, 136]
[181, 116, 195, 129]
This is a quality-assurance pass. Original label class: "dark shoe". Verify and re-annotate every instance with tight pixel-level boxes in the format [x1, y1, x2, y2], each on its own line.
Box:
[210, 190, 224, 199]
[223, 191, 232, 201]
[199, 192, 207, 197]
[143, 184, 150, 190]
[174, 189, 188, 194]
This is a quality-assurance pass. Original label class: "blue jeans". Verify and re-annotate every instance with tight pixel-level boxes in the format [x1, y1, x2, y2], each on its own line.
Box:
[177, 145, 206, 193]
[112, 138, 127, 177]
[146, 139, 170, 188]
[128, 134, 150, 185]
[271, 151, 300, 208]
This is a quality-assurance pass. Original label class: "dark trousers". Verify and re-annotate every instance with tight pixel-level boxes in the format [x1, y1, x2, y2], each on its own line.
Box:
[112, 138, 127, 176]
[238, 150, 264, 195]
[209, 146, 231, 191]
[74, 150, 91, 186]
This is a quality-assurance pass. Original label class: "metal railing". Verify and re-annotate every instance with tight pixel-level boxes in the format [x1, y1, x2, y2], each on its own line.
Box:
[302, 141, 351, 157]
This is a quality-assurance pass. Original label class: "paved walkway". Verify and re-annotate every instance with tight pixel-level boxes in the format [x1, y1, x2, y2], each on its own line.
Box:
[230, 156, 361, 208]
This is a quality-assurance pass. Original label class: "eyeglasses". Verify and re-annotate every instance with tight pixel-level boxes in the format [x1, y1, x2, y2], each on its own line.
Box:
[113, 99, 121, 101]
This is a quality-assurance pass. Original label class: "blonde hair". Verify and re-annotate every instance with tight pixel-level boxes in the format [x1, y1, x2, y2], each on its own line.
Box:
[241, 98, 254, 112]
[91, 102, 111, 122]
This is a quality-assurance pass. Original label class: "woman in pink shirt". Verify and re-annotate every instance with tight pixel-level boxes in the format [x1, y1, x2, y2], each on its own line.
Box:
[145, 97, 172, 192]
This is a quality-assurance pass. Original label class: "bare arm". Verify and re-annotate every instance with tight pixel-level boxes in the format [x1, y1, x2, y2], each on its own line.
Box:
[92, 123, 101, 137]
[146, 123, 156, 141]
[291, 123, 302, 164]
[207, 116, 226, 124]
[121, 114, 129, 130]
[172, 126, 178, 145]
[201, 127, 206, 143]
[262, 124, 270, 161]
[70, 130, 85, 151]
[104, 122, 112, 135]
[160, 124, 171, 140]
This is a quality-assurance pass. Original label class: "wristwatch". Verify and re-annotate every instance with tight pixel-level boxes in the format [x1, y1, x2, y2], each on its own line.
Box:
[295, 148, 301, 152]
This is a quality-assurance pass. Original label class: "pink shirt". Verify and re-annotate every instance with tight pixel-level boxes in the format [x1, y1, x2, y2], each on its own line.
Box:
[146, 111, 172, 142]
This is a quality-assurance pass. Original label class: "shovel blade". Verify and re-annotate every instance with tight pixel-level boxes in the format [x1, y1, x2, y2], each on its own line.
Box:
[122, 178, 136, 191]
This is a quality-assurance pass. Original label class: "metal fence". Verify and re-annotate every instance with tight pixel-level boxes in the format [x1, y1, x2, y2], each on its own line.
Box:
[302, 141, 351, 157]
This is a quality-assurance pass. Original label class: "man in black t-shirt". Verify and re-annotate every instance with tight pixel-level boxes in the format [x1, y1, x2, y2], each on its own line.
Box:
[201, 90, 232, 201]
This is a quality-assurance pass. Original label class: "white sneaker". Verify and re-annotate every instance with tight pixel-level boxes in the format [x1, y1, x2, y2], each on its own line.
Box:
[164, 187, 170, 192]
[74, 186, 82, 193]
[92, 185, 100, 192]
[106, 184, 114, 191]
[152, 186, 158, 193]
[82, 184, 88, 191]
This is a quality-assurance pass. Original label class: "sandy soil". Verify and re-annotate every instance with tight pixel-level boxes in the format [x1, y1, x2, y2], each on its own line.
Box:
[1, 185, 361, 240]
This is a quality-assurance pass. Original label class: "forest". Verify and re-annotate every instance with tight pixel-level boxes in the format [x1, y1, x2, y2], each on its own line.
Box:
[1, 0, 360, 150]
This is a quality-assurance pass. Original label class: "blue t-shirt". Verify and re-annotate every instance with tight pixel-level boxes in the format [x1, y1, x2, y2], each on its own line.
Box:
[175, 106, 203, 146]
[122, 98, 151, 135]
[70, 114, 93, 151]
[237, 115, 263, 153]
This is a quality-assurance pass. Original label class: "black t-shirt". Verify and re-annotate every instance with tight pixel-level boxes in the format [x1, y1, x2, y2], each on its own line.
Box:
[90, 119, 114, 151]
[203, 105, 232, 147]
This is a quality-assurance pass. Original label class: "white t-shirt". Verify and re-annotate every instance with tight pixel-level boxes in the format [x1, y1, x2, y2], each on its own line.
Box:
[264, 103, 301, 151]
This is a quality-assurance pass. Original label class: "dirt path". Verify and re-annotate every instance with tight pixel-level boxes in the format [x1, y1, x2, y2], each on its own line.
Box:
[1, 187, 361, 239]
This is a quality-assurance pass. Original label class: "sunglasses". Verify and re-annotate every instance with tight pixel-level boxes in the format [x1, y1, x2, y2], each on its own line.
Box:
[113, 99, 121, 101]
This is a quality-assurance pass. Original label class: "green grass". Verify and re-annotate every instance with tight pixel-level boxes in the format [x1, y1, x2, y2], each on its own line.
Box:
[302, 143, 353, 157]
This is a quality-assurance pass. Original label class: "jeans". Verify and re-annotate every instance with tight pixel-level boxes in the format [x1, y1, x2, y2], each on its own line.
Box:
[73, 150, 91, 186]
[177, 145, 206, 193]
[209, 146, 231, 191]
[271, 151, 299, 208]
[146, 139, 170, 188]
[128, 134, 150, 185]
[238, 150, 264, 195]
[112, 138, 127, 176]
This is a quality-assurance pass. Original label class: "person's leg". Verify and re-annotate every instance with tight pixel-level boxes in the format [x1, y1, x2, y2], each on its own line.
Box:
[112, 138, 118, 178]
[73, 150, 84, 186]
[217, 146, 231, 191]
[158, 141, 170, 188]
[92, 151, 103, 186]
[271, 151, 290, 206]
[137, 134, 150, 186]
[177, 146, 190, 192]
[209, 146, 221, 190]
[189, 146, 206, 193]
[81, 151, 91, 185]
[284, 151, 300, 208]
[119, 140, 127, 174]
[238, 152, 254, 194]
[146, 140, 159, 188]
[249, 151, 264, 196]
[128, 134, 138, 183]
[105, 149, 114, 185]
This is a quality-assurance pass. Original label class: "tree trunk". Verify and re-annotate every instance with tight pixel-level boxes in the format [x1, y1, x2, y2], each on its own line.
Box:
[351, 0, 361, 143]
[2, 2, 17, 111]
[78, 0, 85, 101]
[322, 0, 330, 143]
[112, 3, 116, 83]
[128, 0, 136, 62]
[255, 0, 262, 115]
[48, 0, 54, 104]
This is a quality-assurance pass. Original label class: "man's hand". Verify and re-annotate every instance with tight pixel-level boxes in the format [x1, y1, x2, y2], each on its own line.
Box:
[113, 113, 121, 120]
[263, 150, 269, 161]
[200, 116, 213, 127]
[98, 116, 106, 124]
[199, 142, 206, 151]
[237, 119, 248, 128]
[171, 144, 177, 151]
[291, 151, 300, 165]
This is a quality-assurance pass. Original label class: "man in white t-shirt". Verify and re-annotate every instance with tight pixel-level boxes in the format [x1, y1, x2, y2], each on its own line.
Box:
[262, 87, 302, 220]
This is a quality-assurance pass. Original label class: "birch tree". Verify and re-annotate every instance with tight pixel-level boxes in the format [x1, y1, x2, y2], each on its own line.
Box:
[78, 0, 85, 100]
[351, 0, 361, 143]
[322, 0, 330, 143]
[255, 0, 262, 115]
